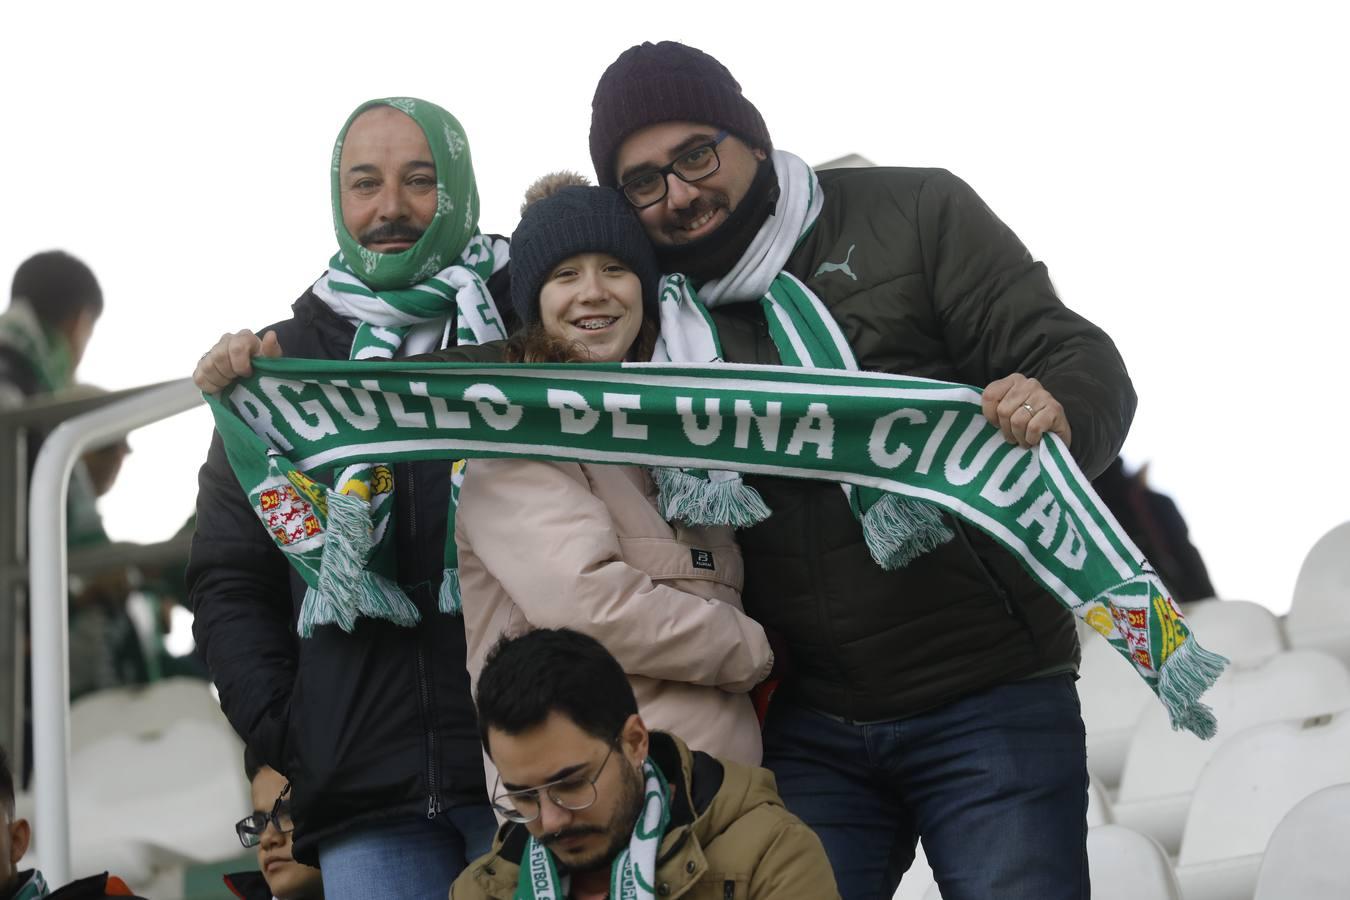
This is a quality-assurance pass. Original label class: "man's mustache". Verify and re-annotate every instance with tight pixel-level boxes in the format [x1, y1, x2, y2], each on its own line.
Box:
[668, 195, 728, 231]
[360, 222, 425, 246]
[542, 825, 605, 846]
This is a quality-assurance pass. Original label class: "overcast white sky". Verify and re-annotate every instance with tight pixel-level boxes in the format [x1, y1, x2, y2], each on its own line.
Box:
[2, 1, 1346, 613]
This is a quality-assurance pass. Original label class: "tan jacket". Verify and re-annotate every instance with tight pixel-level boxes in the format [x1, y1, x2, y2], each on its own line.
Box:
[456, 459, 773, 769]
[450, 732, 841, 900]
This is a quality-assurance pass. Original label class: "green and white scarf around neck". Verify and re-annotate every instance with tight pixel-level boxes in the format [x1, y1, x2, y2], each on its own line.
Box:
[10, 869, 50, 900]
[515, 757, 671, 900]
[205, 356, 1228, 737]
[0, 303, 73, 393]
[305, 234, 508, 634]
[651, 150, 953, 568]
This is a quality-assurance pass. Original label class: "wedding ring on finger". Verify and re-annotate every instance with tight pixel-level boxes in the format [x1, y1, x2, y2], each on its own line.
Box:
[1021, 402, 1036, 416]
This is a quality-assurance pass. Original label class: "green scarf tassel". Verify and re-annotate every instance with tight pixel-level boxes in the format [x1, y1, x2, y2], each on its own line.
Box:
[299, 490, 420, 637]
[859, 493, 956, 570]
[651, 466, 772, 529]
[1158, 639, 1228, 738]
[439, 568, 462, 615]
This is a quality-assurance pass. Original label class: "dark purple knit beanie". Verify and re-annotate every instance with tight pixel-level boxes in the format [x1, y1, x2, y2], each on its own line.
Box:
[589, 41, 773, 188]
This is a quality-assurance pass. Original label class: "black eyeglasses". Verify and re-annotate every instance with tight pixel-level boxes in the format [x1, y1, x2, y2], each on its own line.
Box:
[490, 742, 618, 824]
[619, 130, 729, 209]
[235, 782, 294, 848]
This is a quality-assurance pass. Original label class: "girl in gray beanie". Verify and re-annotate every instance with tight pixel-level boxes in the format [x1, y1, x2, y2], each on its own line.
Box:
[454, 173, 773, 783]
[504, 172, 661, 364]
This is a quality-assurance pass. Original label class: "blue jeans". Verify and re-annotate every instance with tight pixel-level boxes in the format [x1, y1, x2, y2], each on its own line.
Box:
[763, 676, 1089, 900]
[318, 803, 499, 899]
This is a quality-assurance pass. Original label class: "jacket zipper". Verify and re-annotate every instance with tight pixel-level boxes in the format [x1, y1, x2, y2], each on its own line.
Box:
[419, 644, 441, 818]
[407, 465, 440, 819]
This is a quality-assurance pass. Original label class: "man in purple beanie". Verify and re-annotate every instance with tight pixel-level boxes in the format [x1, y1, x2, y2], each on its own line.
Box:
[588, 41, 1136, 900]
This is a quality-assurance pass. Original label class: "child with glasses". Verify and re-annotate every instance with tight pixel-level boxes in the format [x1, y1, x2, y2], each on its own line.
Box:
[226, 747, 322, 900]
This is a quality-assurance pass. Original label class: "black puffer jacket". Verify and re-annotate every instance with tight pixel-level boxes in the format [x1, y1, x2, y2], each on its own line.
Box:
[712, 167, 1136, 721]
[188, 274, 511, 863]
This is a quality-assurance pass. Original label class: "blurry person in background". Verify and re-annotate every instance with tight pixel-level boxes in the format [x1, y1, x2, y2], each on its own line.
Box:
[226, 747, 323, 900]
[2, 745, 147, 899]
[1093, 457, 1216, 603]
[2, 253, 108, 787]
[0, 251, 101, 410]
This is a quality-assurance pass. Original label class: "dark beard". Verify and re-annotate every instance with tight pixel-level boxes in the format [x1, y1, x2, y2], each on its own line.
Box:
[654, 156, 780, 283]
[549, 763, 645, 876]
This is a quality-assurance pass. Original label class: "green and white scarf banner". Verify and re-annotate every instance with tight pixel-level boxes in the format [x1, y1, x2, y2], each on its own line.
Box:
[514, 757, 670, 900]
[651, 150, 952, 566]
[206, 355, 1227, 736]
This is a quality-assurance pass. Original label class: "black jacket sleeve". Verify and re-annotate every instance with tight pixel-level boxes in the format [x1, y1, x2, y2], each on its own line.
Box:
[918, 169, 1136, 477]
[408, 339, 508, 363]
[187, 427, 297, 768]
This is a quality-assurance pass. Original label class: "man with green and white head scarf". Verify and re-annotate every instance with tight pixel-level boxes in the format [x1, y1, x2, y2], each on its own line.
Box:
[188, 97, 515, 900]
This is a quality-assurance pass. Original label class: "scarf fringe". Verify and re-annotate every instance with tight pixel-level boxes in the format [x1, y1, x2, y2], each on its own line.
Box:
[1158, 638, 1229, 739]
[298, 585, 356, 638]
[438, 567, 462, 615]
[652, 467, 771, 528]
[297, 489, 420, 637]
[861, 495, 956, 570]
[354, 572, 421, 628]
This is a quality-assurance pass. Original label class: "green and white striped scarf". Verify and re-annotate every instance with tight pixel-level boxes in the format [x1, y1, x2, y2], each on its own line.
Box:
[652, 151, 952, 568]
[514, 758, 670, 900]
[302, 235, 507, 635]
[0, 303, 72, 393]
[10, 869, 50, 900]
[205, 357, 1227, 737]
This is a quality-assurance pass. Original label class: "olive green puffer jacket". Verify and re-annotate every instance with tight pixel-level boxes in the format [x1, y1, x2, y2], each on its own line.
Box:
[710, 166, 1136, 721]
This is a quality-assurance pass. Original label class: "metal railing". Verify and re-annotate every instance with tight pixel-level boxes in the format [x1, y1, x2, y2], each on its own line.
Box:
[28, 378, 202, 884]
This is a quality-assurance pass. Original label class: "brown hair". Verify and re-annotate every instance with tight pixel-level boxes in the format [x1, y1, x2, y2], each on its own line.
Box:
[503, 316, 659, 364]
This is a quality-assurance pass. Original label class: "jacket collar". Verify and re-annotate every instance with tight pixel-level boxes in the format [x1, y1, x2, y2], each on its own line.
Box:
[222, 871, 274, 900]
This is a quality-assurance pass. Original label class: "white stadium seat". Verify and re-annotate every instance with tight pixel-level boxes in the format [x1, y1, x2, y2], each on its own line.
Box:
[1112, 649, 1350, 853]
[1087, 775, 1113, 826]
[68, 717, 248, 880]
[70, 677, 229, 752]
[1076, 626, 1158, 791]
[893, 824, 1180, 900]
[1178, 599, 1287, 667]
[1086, 824, 1182, 900]
[1286, 520, 1350, 667]
[1176, 710, 1350, 900]
[893, 840, 936, 900]
[1253, 782, 1350, 899]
